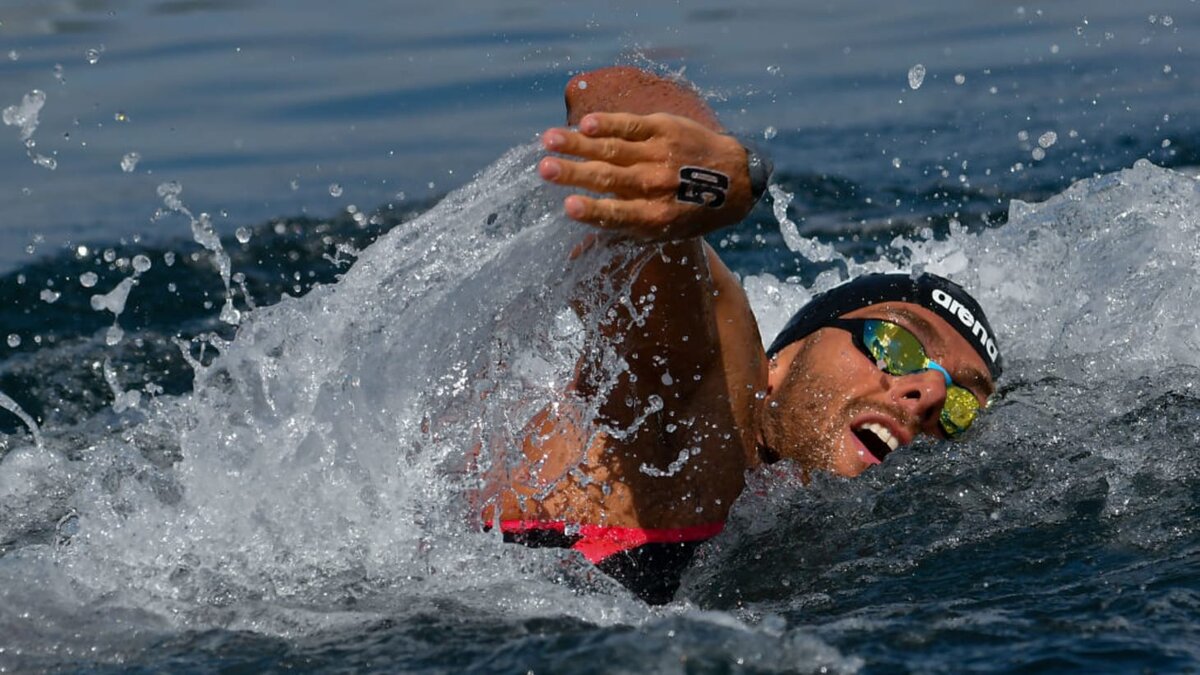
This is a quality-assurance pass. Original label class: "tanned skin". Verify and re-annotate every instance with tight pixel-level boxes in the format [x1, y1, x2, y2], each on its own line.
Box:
[492, 67, 993, 531]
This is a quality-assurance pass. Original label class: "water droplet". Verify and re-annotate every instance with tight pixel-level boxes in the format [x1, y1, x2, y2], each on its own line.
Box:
[79, 271, 98, 288]
[892, 157, 902, 168]
[157, 180, 182, 200]
[30, 151, 56, 170]
[766, 64, 781, 76]
[1031, 147, 1046, 161]
[76, 245, 89, 258]
[163, 251, 176, 266]
[53, 64, 65, 83]
[132, 255, 152, 273]
[763, 126, 777, 140]
[289, 178, 300, 191]
[1038, 131, 1058, 148]
[907, 64, 926, 90]
[120, 152, 140, 172]
[85, 47, 102, 65]
[328, 183, 343, 197]
[103, 248, 116, 263]
[105, 325, 123, 346]
[1017, 130, 1029, 142]
[1162, 139, 1172, 148]
[1050, 44, 1060, 54]
[576, 80, 588, 90]
[1162, 15, 1173, 27]
[7, 334, 20, 348]
[114, 111, 128, 122]
[235, 227, 251, 244]
[39, 289, 60, 304]
[954, 73, 966, 85]
[7, 50, 18, 62]
[220, 300, 241, 325]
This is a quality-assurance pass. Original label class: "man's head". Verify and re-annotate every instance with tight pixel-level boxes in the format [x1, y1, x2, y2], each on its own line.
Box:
[759, 273, 1001, 477]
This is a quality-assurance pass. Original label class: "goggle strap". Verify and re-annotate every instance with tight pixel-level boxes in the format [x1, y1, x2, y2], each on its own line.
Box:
[925, 361, 952, 387]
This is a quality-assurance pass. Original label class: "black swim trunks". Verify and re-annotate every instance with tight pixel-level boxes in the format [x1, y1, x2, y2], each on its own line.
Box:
[499, 520, 724, 604]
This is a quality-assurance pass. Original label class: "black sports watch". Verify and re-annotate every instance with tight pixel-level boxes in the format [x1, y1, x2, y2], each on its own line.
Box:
[736, 136, 773, 203]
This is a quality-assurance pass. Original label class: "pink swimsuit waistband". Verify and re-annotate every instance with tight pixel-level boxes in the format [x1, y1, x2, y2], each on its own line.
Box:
[497, 519, 726, 563]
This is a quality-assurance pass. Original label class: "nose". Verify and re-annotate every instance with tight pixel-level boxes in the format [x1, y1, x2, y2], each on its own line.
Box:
[889, 369, 948, 431]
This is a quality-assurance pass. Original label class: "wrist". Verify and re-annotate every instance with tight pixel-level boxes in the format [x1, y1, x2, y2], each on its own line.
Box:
[735, 136, 773, 203]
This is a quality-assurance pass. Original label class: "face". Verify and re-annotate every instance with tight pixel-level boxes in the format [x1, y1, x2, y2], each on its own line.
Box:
[760, 301, 994, 478]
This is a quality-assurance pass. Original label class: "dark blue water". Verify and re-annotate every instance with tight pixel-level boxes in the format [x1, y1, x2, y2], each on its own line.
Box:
[2, 1, 1199, 673]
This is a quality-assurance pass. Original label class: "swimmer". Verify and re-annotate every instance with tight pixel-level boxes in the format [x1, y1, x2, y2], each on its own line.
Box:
[489, 67, 1002, 603]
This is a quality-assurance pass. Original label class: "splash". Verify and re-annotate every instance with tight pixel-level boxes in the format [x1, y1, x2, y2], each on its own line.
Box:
[0, 144, 668, 661]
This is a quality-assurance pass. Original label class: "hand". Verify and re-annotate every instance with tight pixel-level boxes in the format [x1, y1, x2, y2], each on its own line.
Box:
[539, 111, 754, 242]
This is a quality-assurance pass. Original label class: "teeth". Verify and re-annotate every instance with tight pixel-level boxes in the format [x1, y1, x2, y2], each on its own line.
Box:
[857, 422, 900, 451]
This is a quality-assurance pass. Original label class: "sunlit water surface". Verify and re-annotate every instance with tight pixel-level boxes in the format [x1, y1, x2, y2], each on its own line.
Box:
[2, 1, 1199, 673]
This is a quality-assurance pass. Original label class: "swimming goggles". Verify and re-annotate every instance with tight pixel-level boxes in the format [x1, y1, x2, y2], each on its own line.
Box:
[825, 318, 982, 438]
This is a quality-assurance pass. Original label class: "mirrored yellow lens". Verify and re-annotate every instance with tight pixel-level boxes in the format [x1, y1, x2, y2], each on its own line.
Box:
[864, 321, 928, 374]
[941, 386, 980, 437]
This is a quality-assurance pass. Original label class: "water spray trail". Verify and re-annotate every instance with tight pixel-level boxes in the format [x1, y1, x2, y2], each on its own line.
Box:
[156, 181, 240, 325]
[0, 390, 44, 449]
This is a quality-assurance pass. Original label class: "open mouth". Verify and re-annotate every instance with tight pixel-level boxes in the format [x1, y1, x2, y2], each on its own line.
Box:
[852, 422, 900, 463]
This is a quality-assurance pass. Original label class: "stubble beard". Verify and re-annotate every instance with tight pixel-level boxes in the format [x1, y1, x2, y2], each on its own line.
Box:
[764, 340, 852, 472]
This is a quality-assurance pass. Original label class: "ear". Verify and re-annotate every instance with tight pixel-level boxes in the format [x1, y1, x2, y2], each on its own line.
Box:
[765, 351, 792, 395]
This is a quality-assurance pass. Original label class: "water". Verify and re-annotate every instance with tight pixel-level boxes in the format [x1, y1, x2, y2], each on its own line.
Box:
[2, 1, 1199, 672]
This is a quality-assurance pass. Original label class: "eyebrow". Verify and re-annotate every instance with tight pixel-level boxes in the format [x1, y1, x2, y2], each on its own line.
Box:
[875, 307, 994, 397]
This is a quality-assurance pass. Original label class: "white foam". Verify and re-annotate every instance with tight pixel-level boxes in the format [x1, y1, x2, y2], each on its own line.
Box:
[3, 151, 1199, 651]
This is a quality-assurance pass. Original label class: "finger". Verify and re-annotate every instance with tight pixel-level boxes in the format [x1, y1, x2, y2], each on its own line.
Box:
[578, 112, 667, 141]
[540, 158, 673, 197]
[564, 195, 674, 234]
[542, 128, 656, 166]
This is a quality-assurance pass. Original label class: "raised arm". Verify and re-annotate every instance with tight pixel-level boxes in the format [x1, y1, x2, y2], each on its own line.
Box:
[493, 67, 766, 528]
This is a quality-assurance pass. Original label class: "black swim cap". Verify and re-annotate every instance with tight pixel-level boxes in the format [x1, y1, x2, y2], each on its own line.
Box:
[766, 272, 1003, 380]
